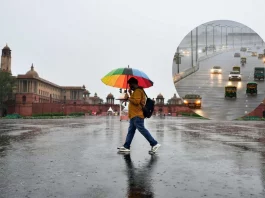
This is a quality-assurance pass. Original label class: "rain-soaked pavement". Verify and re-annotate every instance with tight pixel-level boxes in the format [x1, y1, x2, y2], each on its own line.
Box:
[1, 116, 265, 198]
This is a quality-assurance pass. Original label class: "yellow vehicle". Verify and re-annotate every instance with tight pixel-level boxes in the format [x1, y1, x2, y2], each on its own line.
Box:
[232, 66, 241, 73]
[246, 82, 257, 95]
[225, 85, 237, 98]
[240, 57, 246, 65]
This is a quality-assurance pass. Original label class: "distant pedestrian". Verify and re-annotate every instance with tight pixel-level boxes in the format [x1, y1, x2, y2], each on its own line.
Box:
[118, 77, 161, 153]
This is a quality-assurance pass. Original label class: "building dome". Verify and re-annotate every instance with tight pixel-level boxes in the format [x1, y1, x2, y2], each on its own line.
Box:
[3, 44, 10, 50]
[157, 93, 164, 98]
[107, 93, 114, 99]
[172, 93, 177, 99]
[26, 64, 39, 77]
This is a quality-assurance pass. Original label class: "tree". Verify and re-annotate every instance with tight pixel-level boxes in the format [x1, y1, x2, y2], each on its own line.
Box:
[0, 71, 16, 114]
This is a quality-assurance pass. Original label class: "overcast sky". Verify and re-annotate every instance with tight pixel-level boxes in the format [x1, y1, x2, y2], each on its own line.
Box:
[1, 0, 265, 102]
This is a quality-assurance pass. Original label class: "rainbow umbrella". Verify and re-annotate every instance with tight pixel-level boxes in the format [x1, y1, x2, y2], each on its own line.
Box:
[101, 66, 153, 89]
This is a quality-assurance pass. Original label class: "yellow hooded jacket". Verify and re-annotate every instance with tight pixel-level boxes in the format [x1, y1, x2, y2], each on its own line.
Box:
[128, 88, 146, 119]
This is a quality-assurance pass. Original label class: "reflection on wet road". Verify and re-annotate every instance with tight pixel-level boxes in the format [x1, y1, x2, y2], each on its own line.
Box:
[1, 117, 265, 197]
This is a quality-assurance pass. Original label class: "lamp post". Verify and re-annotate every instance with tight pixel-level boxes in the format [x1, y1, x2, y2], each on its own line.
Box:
[205, 25, 208, 55]
[225, 25, 228, 49]
[239, 27, 242, 47]
[226, 26, 235, 49]
[220, 26, 223, 47]
[240, 26, 248, 47]
[232, 27, 234, 48]
[174, 47, 181, 73]
[191, 30, 193, 67]
[249, 28, 251, 46]
[196, 26, 198, 63]
[206, 24, 220, 52]
[202, 23, 214, 55]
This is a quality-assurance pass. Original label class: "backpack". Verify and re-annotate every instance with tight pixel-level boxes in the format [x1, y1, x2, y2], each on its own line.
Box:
[138, 88, 154, 118]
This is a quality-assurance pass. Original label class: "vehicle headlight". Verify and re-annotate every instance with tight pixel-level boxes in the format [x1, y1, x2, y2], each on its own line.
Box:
[196, 100, 201, 104]
[211, 69, 214, 72]
[183, 100, 188, 104]
[229, 75, 232, 77]
[238, 75, 241, 78]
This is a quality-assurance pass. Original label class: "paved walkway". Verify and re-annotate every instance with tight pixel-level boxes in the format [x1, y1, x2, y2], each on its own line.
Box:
[1, 117, 265, 198]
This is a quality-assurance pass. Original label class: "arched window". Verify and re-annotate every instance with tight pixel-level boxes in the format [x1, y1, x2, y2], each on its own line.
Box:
[22, 95, 26, 103]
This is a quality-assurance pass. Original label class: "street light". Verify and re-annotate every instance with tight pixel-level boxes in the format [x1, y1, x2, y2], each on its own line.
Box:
[205, 23, 221, 52]
[239, 26, 249, 47]
[224, 26, 234, 48]
[174, 47, 181, 73]
[202, 23, 214, 55]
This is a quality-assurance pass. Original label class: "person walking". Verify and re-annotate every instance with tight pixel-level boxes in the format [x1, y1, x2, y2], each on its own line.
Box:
[118, 77, 161, 153]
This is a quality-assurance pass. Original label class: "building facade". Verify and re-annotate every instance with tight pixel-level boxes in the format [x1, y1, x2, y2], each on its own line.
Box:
[0, 45, 120, 116]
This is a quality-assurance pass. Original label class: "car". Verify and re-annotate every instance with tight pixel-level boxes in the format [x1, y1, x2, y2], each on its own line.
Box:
[180, 49, 190, 56]
[229, 71, 241, 81]
[258, 54, 264, 59]
[183, 94, 202, 108]
[211, 66, 222, 74]
[240, 47, 247, 52]
[207, 45, 216, 50]
[234, 53, 241, 57]
[252, 52, 257, 57]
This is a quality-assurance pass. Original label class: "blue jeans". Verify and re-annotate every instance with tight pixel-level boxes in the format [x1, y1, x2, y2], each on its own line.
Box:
[124, 116, 158, 149]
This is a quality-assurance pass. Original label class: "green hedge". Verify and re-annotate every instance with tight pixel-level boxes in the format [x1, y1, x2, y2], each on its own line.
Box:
[3, 114, 22, 119]
[23, 116, 76, 119]
[238, 116, 264, 121]
[32, 113, 64, 117]
[180, 112, 208, 119]
[68, 112, 85, 116]
[181, 112, 202, 117]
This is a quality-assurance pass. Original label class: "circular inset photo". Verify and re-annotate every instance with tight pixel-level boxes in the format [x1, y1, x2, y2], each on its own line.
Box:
[173, 20, 265, 120]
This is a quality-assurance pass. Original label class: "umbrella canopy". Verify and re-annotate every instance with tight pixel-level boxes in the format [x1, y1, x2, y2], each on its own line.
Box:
[101, 67, 153, 89]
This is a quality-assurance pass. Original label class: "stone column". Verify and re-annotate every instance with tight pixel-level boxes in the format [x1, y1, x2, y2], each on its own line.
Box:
[17, 80, 20, 93]
[27, 80, 28, 92]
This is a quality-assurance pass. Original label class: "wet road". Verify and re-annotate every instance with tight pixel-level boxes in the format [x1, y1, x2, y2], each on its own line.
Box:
[1, 117, 265, 198]
[174, 46, 265, 120]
